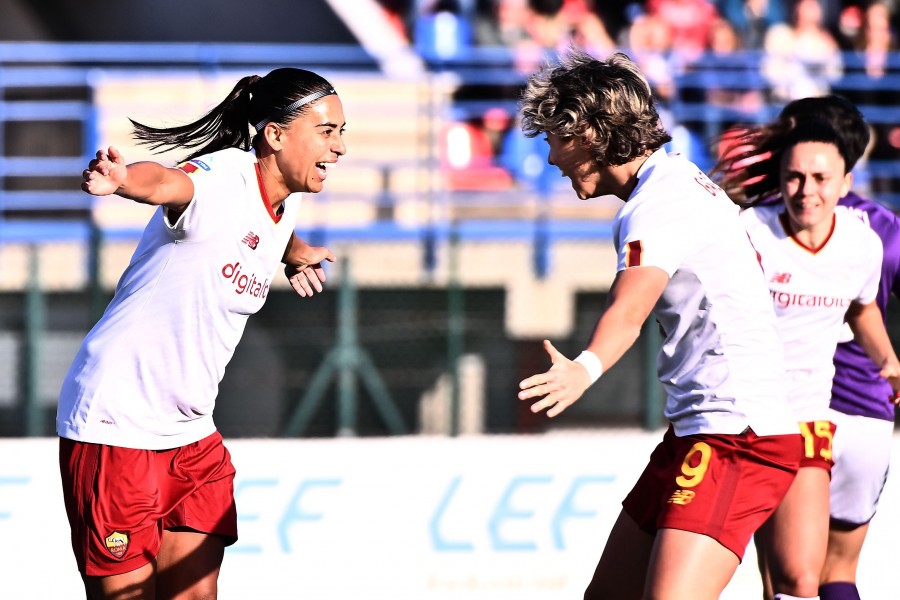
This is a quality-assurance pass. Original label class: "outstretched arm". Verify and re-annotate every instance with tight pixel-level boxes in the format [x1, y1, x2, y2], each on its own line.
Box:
[518, 266, 668, 417]
[846, 300, 900, 402]
[81, 146, 193, 210]
[282, 232, 336, 297]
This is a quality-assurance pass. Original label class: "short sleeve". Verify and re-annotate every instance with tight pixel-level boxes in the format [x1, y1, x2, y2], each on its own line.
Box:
[857, 231, 884, 306]
[617, 201, 693, 276]
[170, 152, 245, 241]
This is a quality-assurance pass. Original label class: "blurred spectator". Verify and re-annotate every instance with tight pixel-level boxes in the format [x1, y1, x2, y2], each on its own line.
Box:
[415, 0, 474, 62]
[717, 0, 788, 49]
[490, 0, 535, 47]
[482, 105, 513, 156]
[624, 11, 677, 100]
[646, 0, 720, 59]
[472, 0, 506, 45]
[762, 0, 843, 101]
[673, 17, 765, 170]
[443, 120, 492, 169]
[478, 0, 598, 73]
[471, 1, 614, 65]
[837, 0, 900, 196]
[441, 118, 515, 189]
[709, 14, 745, 53]
[565, 0, 617, 56]
[857, 0, 897, 76]
[513, 0, 570, 71]
[594, 0, 638, 43]
[704, 17, 766, 111]
[468, 0, 560, 71]
[837, 2, 866, 49]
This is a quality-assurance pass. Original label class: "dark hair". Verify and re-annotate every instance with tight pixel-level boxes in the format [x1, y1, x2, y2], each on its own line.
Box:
[520, 49, 671, 167]
[528, 0, 564, 17]
[130, 68, 336, 162]
[712, 115, 852, 206]
[778, 95, 869, 170]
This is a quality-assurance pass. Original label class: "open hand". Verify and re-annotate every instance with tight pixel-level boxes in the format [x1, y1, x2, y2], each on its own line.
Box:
[518, 340, 591, 418]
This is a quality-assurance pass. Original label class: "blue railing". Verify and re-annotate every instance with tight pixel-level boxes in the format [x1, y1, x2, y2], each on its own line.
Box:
[0, 42, 379, 67]
[1, 43, 898, 261]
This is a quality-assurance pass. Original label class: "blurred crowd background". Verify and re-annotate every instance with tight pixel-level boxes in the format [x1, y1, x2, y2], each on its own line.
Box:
[0, 0, 897, 440]
[388, 0, 900, 195]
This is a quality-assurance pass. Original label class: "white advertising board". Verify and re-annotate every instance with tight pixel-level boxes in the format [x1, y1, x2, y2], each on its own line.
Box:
[2, 432, 899, 599]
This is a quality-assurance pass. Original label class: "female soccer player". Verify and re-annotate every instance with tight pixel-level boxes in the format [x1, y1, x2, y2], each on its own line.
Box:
[714, 102, 900, 600]
[754, 95, 900, 600]
[58, 67, 343, 599]
[516, 48, 803, 599]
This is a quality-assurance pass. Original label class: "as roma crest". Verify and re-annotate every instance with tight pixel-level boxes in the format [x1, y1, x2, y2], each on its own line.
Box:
[105, 531, 129, 559]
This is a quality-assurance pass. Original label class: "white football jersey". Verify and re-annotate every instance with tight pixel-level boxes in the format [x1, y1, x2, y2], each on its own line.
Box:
[57, 148, 300, 449]
[614, 150, 797, 437]
[741, 203, 882, 421]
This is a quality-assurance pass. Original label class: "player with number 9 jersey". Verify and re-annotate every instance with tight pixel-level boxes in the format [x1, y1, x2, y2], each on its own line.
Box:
[613, 148, 802, 561]
[517, 48, 803, 600]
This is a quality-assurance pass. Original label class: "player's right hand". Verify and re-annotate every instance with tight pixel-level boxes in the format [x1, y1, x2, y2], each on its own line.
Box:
[878, 355, 900, 404]
[81, 147, 127, 196]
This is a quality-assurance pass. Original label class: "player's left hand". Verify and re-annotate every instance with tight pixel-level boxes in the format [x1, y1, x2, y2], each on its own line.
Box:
[518, 340, 591, 418]
[284, 245, 335, 297]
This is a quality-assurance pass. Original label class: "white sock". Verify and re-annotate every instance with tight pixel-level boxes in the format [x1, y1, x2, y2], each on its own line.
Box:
[773, 595, 819, 600]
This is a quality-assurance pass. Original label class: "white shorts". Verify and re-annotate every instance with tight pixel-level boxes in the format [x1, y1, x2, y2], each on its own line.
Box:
[829, 408, 893, 526]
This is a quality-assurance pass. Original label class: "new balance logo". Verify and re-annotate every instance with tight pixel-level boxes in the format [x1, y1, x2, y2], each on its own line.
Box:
[770, 272, 791, 284]
[241, 232, 260, 250]
[667, 489, 696, 505]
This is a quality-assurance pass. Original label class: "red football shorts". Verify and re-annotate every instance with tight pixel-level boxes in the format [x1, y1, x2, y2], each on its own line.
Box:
[797, 419, 837, 471]
[622, 426, 801, 560]
[59, 431, 238, 577]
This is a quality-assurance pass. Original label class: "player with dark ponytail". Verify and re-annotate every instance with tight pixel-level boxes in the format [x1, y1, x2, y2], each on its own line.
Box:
[58, 67, 345, 599]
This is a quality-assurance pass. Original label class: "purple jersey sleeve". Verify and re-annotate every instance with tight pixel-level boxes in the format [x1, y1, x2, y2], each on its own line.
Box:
[830, 192, 900, 421]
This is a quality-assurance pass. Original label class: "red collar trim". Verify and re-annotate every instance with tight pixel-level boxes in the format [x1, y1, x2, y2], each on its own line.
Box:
[779, 211, 835, 254]
[255, 162, 283, 224]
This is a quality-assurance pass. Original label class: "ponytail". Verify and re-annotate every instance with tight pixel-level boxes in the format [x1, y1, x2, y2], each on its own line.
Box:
[129, 68, 336, 163]
[130, 75, 261, 163]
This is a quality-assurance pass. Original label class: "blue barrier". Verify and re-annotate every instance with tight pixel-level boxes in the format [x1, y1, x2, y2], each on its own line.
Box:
[0, 42, 378, 68]
[1, 43, 898, 258]
[0, 219, 91, 242]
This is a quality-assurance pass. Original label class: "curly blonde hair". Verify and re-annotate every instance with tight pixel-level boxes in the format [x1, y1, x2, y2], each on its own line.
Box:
[519, 49, 671, 167]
